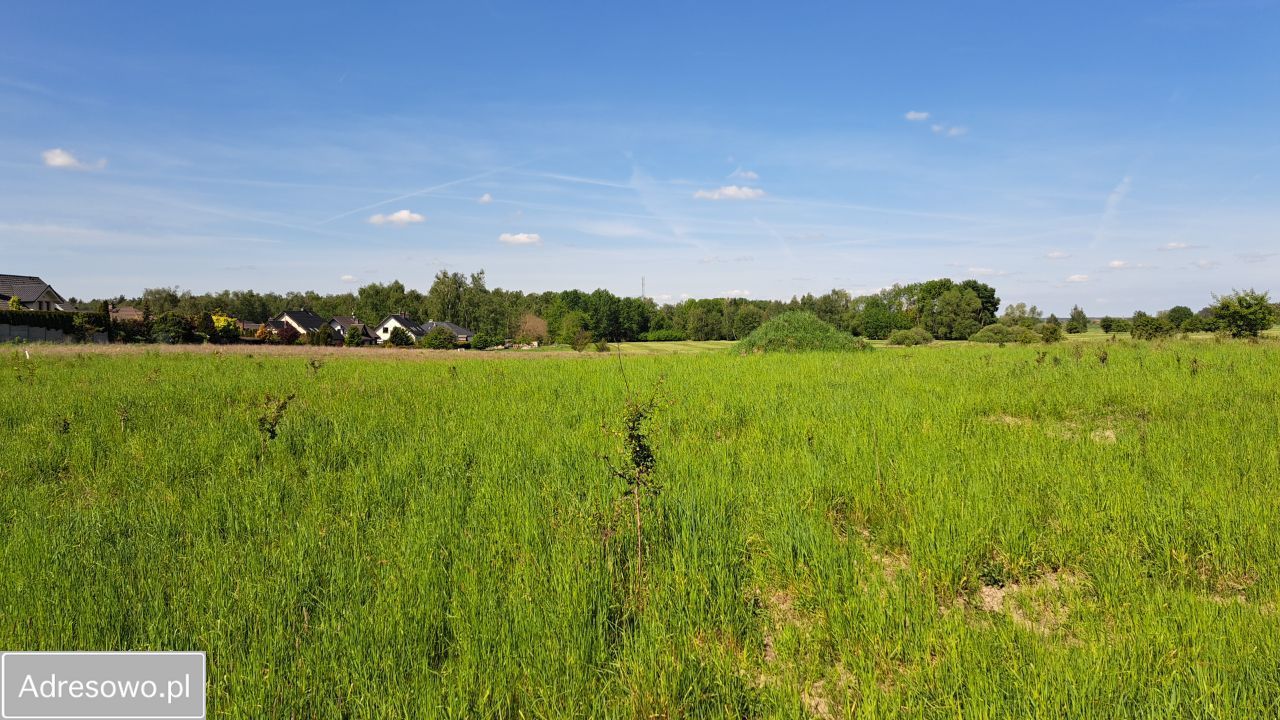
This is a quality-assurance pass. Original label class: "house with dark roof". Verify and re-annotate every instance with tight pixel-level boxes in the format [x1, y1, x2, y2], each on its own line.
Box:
[0, 274, 67, 311]
[328, 315, 374, 344]
[372, 314, 474, 345]
[268, 309, 328, 336]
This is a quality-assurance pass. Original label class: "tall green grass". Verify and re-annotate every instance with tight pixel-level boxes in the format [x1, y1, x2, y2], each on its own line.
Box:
[1, 340, 1278, 717]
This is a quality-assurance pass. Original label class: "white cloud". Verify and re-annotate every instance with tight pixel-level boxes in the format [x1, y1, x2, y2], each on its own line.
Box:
[340, 274, 357, 283]
[967, 267, 1006, 277]
[904, 111, 930, 121]
[1066, 274, 1090, 283]
[1047, 250, 1070, 259]
[499, 232, 542, 245]
[930, 124, 967, 137]
[693, 185, 765, 200]
[729, 167, 759, 181]
[1107, 260, 1130, 269]
[478, 193, 493, 204]
[724, 289, 751, 297]
[1158, 241, 1190, 251]
[368, 209, 425, 226]
[1192, 260, 1219, 270]
[42, 147, 105, 170]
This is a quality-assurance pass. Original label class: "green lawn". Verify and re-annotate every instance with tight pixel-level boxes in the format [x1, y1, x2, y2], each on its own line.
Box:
[2, 340, 1278, 717]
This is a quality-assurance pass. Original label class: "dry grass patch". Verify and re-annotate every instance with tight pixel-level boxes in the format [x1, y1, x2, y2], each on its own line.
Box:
[970, 570, 1088, 637]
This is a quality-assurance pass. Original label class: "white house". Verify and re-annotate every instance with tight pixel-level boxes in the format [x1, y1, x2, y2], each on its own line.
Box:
[372, 314, 475, 345]
[328, 315, 373, 344]
[268, 309, 328, 336]
[0, 274, 67, 311]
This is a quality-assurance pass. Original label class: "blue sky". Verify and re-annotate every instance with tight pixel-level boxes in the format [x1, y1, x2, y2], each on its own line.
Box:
[2, 1, 1277, 313]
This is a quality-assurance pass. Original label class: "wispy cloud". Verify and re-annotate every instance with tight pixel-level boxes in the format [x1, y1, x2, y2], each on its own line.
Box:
[1066, 274, 1090, 283]
[499, 232, 542, 245]
[904, 111, 930, 122]
[1157, 241, 1199, 251]
[967, 267, 1007, 277]
[1104, 176, 1132, 218]
[1107, 259, 1130, 268]
[729, 167, 759, 181]
[319, 162, 523, 224]
[723, 289, 751, 297]
[693, 185, 765, 200]
[42, 147, 105, 170]
[1093, 175, 1133, 247]
[340, 274, 357, 282]
[932, 124, 968, 137]
[1238, 252, 1276, 263]
[478, 192, 493, 204]
[1191, 260, 1219, 270]
[368, 209, 425, 226]
[1047, 250, 1070, 259]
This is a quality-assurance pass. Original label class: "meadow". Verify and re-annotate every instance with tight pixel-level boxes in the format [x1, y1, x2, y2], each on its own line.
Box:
[2, 339, 1278, 718]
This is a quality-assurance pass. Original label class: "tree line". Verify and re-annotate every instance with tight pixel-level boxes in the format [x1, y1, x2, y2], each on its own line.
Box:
[68, 271, 1276, 345]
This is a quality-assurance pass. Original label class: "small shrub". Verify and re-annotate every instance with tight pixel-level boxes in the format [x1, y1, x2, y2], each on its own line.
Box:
[887, 327, 933, 346]
[420, 326, 457, 349]
[735, 311, 871, 354]
[1036, 322, 1065, 343]
[152, 313, 195, 344]
[470, 332, 503, 350]
[594, 339, 611, 352]
[969, 323, 1040, 344]
[571, 329, 592, 352]
[1131, 312, 1174, 341]
[387, 326, 414, 347]
[310, 324, 335, 346]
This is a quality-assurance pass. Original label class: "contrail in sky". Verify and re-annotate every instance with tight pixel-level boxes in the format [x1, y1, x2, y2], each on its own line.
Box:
[317, 162, 530, 225]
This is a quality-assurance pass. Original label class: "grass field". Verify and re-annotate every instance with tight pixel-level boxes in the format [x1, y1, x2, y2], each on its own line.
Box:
[2, 339, 1279, 717]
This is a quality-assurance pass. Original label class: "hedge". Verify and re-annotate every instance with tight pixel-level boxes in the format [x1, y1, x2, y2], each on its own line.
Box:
[0, 310, 81, 333]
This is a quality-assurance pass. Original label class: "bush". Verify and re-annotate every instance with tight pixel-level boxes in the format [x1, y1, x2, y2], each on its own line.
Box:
[114, 318, 151, 343]
[343, 326, 363, 347]
[470, 332, 503, 350]
[310, 324, 335, 346]
[211, 313, 240, 344]
[639, 329, 687, 342]
[1180, 315, 1211, 333]
[516, 313, 549, 344]
[570, 329, 592, 352]
[886, 327, 933, 346]
[594, 339, 611, 352]
[1099, 316, 1131, 334]
[1036, 322, 1065, 343]
[1130, 311, 1174, 340]
[152, 313, 195, 344]
[968, 323, 1040, 344]
[387, 326, 413, 347]
[420, 325, 457, 349]
[276, 325, 301, 345]
[1211, 289, 1276, 338]
[735, 311, 871, 354]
